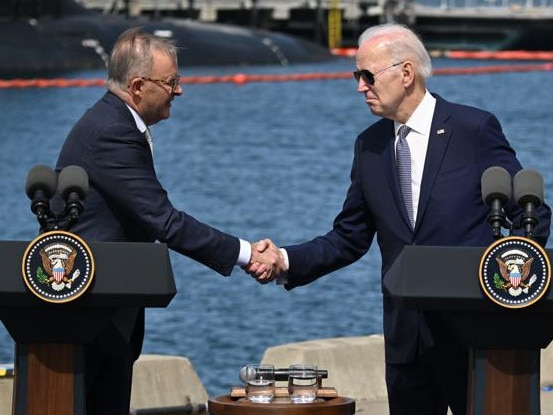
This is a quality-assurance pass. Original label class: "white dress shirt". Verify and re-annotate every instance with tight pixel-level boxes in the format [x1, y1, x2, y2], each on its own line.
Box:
[394, 90, 436, 224]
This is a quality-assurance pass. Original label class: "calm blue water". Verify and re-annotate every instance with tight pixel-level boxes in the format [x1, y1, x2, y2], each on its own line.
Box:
[0, 57, 552, 397]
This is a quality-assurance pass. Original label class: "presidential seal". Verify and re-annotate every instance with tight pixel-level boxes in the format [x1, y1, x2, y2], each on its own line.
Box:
[21, 230, 95, 303]
[479, 236, 550, 309]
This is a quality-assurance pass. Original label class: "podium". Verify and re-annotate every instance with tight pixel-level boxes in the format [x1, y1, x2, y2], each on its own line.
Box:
[0, 239, 176, 415]
[383, 245, 553, 415]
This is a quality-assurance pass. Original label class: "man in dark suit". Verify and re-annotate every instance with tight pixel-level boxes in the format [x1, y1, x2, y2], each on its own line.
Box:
[247, 23, 551, 414]
[56, 28, 279, 415]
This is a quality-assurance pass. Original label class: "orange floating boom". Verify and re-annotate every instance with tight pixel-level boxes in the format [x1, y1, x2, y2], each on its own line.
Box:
[0, 63, 552, 89]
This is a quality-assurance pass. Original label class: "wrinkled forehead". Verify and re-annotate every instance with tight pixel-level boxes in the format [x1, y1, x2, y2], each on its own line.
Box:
[356, 39, 391, 68]
[150, 48, 178, 75]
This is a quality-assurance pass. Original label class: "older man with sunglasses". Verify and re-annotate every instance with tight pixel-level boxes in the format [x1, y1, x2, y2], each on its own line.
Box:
[247, 23, 551, 415]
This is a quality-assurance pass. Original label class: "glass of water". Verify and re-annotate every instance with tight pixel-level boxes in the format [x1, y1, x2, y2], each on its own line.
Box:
[288, 364, 318, 403]
[244, 364, 275, 403]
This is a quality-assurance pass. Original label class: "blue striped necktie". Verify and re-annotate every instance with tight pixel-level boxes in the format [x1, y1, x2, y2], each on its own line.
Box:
[396, 125, 414, 228]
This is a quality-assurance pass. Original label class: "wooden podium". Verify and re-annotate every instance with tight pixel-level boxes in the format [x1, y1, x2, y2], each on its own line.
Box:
[384, 245, 553, 415]
[0, 239, 176, 415]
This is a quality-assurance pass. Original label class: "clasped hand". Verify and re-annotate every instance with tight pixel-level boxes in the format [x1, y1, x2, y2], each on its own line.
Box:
[245, 239, 286, 284]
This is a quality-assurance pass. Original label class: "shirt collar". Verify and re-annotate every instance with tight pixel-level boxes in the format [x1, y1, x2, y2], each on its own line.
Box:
[126, 104, 148, 134]
[394, 90, 436, 136]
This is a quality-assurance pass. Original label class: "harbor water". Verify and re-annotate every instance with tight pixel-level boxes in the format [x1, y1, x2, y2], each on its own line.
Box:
[0, 56, 552, 396]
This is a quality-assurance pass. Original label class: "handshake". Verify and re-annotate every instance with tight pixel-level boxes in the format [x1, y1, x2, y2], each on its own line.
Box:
[245, 239, 287, 284]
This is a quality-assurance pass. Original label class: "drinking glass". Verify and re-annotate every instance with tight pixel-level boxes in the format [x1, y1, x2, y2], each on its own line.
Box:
[288, 364, 318, 403]
[244, 364, 275, 403]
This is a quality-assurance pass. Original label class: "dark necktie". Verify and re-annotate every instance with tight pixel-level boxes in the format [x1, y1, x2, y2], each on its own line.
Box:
[396, 125, 414, 228]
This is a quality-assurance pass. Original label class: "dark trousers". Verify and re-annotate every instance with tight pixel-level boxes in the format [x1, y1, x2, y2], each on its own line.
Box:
[385, 345, 468, 415]
[85, 309, 144, 415]
[85, 346, 135, 415]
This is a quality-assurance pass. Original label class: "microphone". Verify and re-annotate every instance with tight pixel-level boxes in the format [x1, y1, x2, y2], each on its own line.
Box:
[57, 165, 89, 225]
[481, 166, 512, 239]
[239, 366, 328, 382]
[513, 169, 544, 238]
[25, 165, 57, 219]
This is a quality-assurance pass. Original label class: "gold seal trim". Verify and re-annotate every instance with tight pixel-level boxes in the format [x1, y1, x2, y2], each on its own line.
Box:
[479, 236, 550, 309]
[21, 230, 95, 304]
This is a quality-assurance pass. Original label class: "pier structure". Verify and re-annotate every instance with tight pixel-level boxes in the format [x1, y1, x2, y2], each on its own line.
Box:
[75, 0, 387, 47]
[75, 0, 553, 50]
[75, 0, 371, 22]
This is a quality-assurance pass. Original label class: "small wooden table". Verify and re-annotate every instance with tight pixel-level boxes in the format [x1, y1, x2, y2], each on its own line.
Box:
[208, 395, 355, 415]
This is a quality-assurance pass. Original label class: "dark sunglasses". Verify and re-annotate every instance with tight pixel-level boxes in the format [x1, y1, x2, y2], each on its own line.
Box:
[353, 62, 404, 85]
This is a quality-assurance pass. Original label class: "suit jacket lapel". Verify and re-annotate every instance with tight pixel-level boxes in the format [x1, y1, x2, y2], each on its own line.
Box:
[416, 97, 452, 228]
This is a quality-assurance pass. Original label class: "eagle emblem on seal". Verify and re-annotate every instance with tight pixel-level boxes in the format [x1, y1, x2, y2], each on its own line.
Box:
[494, 251, 538, 297]
[495, 256, 536, 296]
[38, 242, 81, 291]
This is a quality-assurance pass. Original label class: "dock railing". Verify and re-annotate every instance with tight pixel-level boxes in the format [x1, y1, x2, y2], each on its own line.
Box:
[74, 0, 367, 21]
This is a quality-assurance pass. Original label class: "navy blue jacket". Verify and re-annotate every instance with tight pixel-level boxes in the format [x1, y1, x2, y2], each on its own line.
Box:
[56, 91, 240, 353]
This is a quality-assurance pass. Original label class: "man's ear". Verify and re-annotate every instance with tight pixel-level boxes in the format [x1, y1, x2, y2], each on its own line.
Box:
[402, 61, 416, 87]
[128, 77, 145, 97]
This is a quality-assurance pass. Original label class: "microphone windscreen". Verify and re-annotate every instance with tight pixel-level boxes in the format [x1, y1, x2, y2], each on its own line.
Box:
[239, 366, 256, 382]
[513, 169, 543, 207]
[58, 165, 89, 199]
[25, 165, 57, 199]
[481, 166, 511, 206]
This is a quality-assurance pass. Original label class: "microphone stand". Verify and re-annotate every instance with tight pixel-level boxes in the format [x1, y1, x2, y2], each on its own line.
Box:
[520, 202, 539, 240]
[488, 199, 507, 240]
[36, 206, 81, 233]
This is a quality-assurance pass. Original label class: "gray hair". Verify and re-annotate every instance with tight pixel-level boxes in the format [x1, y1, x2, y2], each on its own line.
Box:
[358, 23, 432, 79]
[106, 27, 178, 92]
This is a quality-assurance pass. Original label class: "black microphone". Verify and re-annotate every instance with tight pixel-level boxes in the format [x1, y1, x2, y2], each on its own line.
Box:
[239, 366, 328, 382]
[513, 169, 543, 239]
[481, 166, 512, 239]
[57, 165, 89, 225]
[25, 165, 57, 219]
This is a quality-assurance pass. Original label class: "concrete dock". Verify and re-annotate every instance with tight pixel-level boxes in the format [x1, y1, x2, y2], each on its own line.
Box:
[2, 334, 553, 413]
